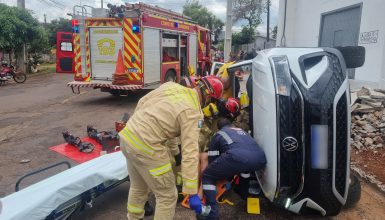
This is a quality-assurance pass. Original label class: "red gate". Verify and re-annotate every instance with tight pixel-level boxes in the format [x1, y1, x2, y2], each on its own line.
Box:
[56, 32, 74, 73]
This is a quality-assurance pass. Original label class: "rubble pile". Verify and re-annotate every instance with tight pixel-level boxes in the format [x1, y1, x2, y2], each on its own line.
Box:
[351, 87, 385, 151]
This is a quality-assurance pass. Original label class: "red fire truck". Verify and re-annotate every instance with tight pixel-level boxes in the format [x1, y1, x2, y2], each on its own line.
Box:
[68, 3, 212, 95]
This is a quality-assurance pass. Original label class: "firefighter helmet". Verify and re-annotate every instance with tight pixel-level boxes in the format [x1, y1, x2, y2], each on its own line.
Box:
[225, 98, 241, 115]
[200, 76, 223, 100]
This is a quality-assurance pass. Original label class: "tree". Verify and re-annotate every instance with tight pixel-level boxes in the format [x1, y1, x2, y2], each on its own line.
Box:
[232, 26, 255, 46]
[46, 18, 72, 47]
[0, 4, 49, 63]
[233, 0, 264, 30]
[29, 26, 50, 54]
[183, 0, 224, 44]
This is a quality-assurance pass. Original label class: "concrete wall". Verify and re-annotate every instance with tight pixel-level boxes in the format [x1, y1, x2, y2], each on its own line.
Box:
[277, 0, 385, 88]
[234, 36, 276, 53]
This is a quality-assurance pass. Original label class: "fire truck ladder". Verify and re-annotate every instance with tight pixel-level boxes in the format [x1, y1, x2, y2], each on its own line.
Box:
[73, 5, 93, 79]
[126, 2, 196, 23]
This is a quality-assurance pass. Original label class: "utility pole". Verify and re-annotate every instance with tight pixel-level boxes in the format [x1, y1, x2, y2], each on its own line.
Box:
[44, 14, 47, 26]
[224, 0, 233, 62]
[17, 0, 27, 73]
[101, 0, 103, 8]
[266, 0, 270, 42]
[17, 0, 25, 8]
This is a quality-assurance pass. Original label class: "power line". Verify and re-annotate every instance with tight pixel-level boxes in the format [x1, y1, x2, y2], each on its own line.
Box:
[49, 0, 66, 7]
[38, 0, 63, 10]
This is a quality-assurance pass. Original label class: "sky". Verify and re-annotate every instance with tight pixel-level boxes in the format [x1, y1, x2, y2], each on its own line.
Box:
[0, 0, 279, 35]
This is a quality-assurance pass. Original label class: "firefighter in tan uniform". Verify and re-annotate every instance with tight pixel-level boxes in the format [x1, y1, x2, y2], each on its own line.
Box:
[119, 76, 223, 220]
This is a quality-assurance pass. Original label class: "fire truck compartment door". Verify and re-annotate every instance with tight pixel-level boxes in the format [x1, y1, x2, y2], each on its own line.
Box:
[189, 34, 197, 74]
[143, 28, 161, 84]
[89, 27, 123, 80]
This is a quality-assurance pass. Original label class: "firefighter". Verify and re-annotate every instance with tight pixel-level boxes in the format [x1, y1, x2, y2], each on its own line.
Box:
[199, 118, 266, 220]
[216, 61, 235, 99]
[119, 76, 223, 220]
[180, 76, 219, 198]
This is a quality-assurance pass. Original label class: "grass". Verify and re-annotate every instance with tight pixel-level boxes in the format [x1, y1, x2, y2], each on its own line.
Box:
[37, 63, 56, 74]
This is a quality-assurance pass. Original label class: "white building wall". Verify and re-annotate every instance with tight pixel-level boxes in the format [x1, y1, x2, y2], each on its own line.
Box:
[277, 0, 385, 88]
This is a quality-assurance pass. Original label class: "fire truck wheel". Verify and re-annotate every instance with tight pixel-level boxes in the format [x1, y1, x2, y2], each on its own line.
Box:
[165, 70, 176, 82]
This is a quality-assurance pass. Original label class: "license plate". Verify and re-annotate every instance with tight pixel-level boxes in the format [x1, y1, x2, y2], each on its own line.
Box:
[128, 68, 138, 73]
[311, 125, 328, 169]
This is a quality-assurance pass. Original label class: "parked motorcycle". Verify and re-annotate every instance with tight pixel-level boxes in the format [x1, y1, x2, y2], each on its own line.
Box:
[0, 61, 27, 86]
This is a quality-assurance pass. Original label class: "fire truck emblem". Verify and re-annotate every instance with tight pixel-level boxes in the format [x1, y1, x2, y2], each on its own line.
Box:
[97, 38, 115, 56]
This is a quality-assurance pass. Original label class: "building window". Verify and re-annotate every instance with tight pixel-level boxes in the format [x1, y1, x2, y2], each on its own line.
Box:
[60, 42, 73, 52]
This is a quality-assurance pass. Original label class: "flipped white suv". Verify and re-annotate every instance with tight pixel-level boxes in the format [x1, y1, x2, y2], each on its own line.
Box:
[222, 47, 365, 216]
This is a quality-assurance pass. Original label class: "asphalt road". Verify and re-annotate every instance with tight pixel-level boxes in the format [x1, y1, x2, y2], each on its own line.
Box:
[1, 73, 384, 220]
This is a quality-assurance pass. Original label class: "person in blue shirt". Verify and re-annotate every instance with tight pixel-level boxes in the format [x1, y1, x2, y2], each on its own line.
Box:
[198, 117, 266, 220]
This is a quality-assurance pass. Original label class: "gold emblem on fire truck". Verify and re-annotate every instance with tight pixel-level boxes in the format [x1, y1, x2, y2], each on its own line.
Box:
[97, 38, 115, 56]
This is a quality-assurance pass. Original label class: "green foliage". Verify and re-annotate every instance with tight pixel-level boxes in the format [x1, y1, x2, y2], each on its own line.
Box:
[183, 0, 224, 43]
[46, 18, 72, 47]
[232, 26, 255, 46]
[233, 0, 264, 30]
[0, 3, 49, 54]
[29, 26, 50, 53]
[217, 42, 224, 51]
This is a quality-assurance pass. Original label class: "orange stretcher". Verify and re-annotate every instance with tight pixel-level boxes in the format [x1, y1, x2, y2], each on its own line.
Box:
[181, 179, 234, 208]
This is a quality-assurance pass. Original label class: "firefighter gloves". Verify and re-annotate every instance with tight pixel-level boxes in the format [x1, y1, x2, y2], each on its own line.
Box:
[189, 194, 202, 214]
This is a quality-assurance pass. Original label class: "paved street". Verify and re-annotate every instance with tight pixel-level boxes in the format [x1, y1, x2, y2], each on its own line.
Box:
[1, 73, 384, 220]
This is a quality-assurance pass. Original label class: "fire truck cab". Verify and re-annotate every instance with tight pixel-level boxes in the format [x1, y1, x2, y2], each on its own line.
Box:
[68, 3, 211, 95]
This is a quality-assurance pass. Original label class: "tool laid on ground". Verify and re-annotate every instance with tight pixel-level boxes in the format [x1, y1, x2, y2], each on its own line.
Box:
[62, 130, 95, 153]
[86, 113, 130, 153]
[87, 126, 120, 153]
[115, 112, 129, 132]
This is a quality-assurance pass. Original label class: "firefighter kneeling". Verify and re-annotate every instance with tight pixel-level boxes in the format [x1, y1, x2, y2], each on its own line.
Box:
[119, 76, 223, 220]
[200, 118, 267, 220]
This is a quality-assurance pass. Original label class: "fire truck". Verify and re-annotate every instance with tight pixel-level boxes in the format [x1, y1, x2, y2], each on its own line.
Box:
[68, 3, 212, 95]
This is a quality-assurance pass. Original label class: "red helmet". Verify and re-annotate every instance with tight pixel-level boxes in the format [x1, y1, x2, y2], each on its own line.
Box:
[200, 76, 223, 100]
[180, 76, 198, 88]
[225, 98, 241, 114]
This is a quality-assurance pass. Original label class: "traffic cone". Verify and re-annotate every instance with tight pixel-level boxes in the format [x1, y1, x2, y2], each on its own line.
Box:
[115, 49, 125, 75]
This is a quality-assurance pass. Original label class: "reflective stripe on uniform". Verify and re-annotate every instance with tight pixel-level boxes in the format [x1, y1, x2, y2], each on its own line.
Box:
[149, 163, 172, 176]
[186, 88, 199, 111]
[202, 184, 216, 191]
[127, 204, 144, 213]
[217, 131, 234, 145]
[184, 179, 198, 188]
[208, 150, 220, 156]
[164, 85, 200, 111]
[120, 128, 154, 155]
[240, 173, 251, 178]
